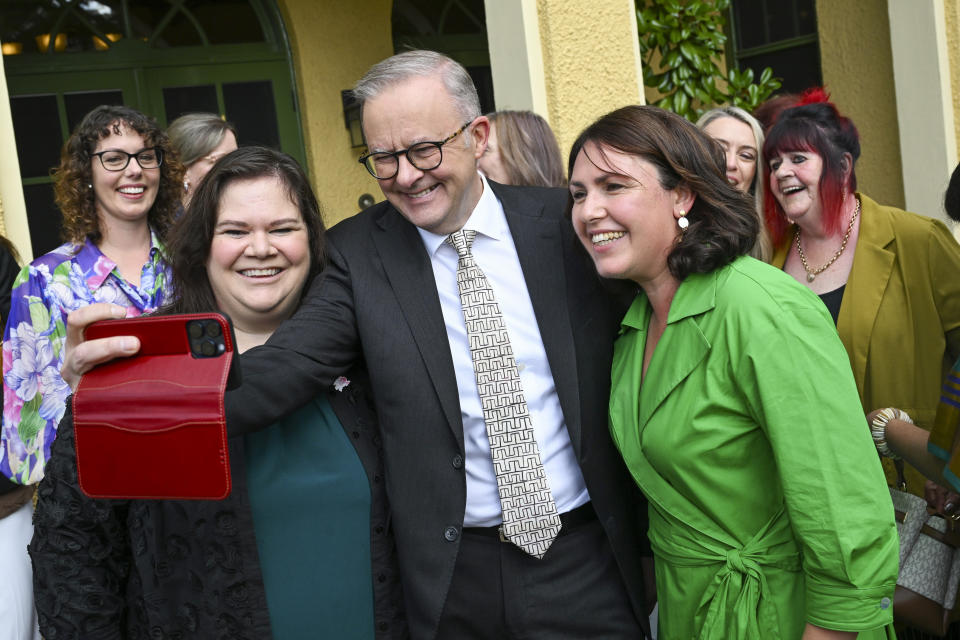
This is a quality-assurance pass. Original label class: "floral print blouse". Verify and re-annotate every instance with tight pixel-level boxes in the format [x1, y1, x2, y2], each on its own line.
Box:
[0, 233, 171, 484]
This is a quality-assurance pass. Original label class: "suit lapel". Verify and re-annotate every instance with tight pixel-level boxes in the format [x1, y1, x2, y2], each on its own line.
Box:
[371, 206, 465, 447]
[495, 185, 585, 456]
[838, 194, 895, 392]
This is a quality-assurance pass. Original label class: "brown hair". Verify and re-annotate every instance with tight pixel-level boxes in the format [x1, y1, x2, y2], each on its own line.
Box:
[162, 146, 326, 316]
[487, 110, 565, 187]
[569, 105, 757, 281]
[167, 112, 238, 167]
[52, 105, 184, 245]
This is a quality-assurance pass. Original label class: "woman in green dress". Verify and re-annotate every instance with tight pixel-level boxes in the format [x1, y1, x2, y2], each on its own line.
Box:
[567, 105, 898, 639]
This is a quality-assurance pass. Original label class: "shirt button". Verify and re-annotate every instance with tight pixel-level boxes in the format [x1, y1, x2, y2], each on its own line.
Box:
[443, 526, 459, 542]
[452, 454, 464, 469]
[880, 596, 891, 610]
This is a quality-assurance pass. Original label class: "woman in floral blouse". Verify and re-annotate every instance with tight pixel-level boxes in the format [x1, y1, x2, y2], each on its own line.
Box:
[1, 104, 182, 486]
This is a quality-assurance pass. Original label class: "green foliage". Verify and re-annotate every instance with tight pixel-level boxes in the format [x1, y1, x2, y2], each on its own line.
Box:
[636, 0, 781, 122]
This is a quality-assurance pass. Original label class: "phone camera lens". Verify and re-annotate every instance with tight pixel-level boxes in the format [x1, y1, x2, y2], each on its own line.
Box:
[205, 322, 222, 338]
[200, 339, 217, 357]
[188, 322, 204, 339]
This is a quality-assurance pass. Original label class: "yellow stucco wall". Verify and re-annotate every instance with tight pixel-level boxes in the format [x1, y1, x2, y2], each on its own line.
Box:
[947, 0, 960, 155]
[277, 0, 394, 226]
[816, 0, 905, 208]
[536, 0, 644, 161]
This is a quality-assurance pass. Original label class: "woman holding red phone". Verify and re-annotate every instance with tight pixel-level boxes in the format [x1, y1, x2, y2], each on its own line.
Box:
[30, 147, 406, 639]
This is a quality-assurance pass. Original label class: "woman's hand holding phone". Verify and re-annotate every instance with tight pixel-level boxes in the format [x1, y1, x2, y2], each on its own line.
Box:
[62, 303, 141, 390]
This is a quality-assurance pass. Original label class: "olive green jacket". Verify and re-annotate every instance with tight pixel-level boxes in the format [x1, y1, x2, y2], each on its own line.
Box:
[774, 193, 960, 492]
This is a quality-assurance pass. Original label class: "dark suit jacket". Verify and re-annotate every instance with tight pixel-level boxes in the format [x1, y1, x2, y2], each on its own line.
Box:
[226, 181, 649, 639]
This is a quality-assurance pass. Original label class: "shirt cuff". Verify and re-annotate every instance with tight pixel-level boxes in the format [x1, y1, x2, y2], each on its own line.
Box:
[805, 581, 895, 631]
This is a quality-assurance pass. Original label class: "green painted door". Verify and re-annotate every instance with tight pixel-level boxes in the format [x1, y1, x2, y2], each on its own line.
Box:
[1, 0, 304, 258]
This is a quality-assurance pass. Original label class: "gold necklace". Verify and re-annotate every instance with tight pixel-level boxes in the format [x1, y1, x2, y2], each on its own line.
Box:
[794, 196, 861, 283]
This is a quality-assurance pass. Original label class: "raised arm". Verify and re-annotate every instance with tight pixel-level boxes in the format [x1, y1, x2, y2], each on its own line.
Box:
[224, 240, 361, 434]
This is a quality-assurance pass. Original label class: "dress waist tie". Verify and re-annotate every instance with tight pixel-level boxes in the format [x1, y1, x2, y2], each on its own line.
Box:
[650, 505, 801, 639]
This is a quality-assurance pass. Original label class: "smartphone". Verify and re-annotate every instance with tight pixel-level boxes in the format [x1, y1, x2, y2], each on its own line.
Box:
[72, 312, 237, 500]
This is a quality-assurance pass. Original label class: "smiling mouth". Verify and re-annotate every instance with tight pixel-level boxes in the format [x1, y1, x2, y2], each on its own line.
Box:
[407, 184, 439, 199]
[591, 231, 625, 246]
[781, 185, 804, 195]
[239, 268, 282, 277]
[118, 186, 145, 195]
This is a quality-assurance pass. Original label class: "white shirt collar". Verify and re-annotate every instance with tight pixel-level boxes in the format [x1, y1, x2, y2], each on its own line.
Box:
[417, 173, 507, 256]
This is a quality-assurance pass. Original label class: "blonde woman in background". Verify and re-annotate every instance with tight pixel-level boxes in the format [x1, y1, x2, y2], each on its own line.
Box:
[478, 110, 566, 188]
[698, 106, 771, 261]
[167, 112, 237, 206]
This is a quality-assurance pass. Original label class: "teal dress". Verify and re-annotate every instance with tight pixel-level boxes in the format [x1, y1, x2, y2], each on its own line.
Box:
[245, 396, 374, 639]
[609, 257, 898, 639]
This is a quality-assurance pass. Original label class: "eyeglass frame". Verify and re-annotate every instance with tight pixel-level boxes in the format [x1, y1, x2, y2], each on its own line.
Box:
[357, 120, 475, 180]
[91, 147, 164, 172]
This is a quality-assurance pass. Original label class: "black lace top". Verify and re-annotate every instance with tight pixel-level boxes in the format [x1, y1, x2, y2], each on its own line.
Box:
[30, 371, 407, 640]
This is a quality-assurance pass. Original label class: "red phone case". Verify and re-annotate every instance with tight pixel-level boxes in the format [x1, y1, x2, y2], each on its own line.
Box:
[73, 313, 234, 500]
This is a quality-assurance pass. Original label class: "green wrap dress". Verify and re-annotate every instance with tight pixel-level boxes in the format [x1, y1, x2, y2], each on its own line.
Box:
[610, 257, 898, 639]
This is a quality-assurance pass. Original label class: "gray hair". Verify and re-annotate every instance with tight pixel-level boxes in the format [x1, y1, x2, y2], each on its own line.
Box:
[352, 50, 480, 123]
[167, 113, 237, 167]
[697, 106, 771, 262]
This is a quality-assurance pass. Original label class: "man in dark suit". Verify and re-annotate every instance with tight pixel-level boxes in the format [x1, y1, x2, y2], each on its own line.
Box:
[62, 51, 651, 639]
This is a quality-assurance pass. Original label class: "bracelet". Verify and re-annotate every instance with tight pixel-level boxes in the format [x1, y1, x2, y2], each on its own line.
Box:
[870, 408, 912, 459]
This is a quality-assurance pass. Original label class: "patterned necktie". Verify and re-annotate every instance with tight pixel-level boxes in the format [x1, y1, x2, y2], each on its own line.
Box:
[447, 229, 561, 558]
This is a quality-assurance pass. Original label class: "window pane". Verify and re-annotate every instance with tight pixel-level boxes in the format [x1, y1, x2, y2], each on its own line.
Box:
[796, 0, 817, 35]
[0, 2, 55, 50]
[223, 80, 279, 148]
[740, 42, 822, 94]
[10, 95, 62, 178]
[127, 0, 177, 42]
[23, 183, 62, 257]
[64, 90, 125, 134]
[147, 0, 264, 47]
[467, 66, 494, 114]
[188, 0, 264, 44]
[733, 0, 767, 50]
[163, 85, 219, 123]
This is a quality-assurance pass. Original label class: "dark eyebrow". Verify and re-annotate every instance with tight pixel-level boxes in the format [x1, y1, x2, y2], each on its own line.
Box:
[214, 219, 251, 229]
[96, 147, 153, 154]
[268, 217, 304, 227]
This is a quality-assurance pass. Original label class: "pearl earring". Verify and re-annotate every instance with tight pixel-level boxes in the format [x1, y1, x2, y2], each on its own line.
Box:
[183, 179, 190, 192]
[87, 183, 93, 189]
[677, 209, 689, 230]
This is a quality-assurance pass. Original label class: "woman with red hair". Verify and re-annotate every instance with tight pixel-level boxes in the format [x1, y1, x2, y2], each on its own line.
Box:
[765, 90, 960, 499]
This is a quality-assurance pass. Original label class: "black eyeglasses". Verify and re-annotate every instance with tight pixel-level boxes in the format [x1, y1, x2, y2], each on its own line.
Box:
[92, 147, 163, 172]
[358, 121, 473, 180]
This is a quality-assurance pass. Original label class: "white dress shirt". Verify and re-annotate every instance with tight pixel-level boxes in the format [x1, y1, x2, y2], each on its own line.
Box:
[417, 175, 589, 527]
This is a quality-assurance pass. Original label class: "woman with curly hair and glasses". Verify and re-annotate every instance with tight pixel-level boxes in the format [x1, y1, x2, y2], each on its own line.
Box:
[1, 104, 182, 488]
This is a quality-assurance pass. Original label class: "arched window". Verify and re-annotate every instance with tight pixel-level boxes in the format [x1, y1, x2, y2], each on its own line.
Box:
[1, 0, 303, 257]
[392, 0, 493, 113]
